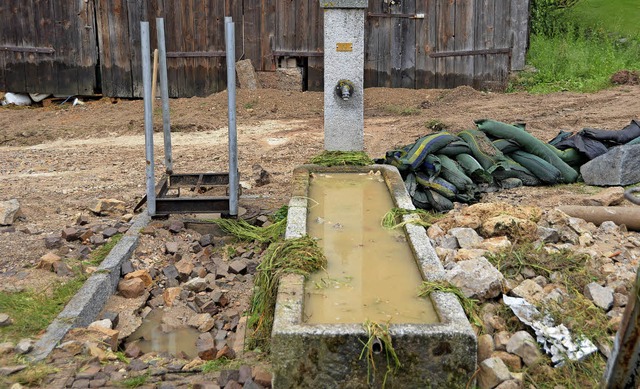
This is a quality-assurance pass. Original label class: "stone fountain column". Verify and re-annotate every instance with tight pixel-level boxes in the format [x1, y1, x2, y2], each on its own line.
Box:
[321, 0, 367, 151]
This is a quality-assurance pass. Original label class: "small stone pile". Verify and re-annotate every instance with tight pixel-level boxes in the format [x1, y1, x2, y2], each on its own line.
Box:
[427, 199, 640, 388]
[34, 212, 133, 277]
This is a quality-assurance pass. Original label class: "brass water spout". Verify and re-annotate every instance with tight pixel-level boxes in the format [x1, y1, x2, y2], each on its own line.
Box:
[336, 79, 355, 101]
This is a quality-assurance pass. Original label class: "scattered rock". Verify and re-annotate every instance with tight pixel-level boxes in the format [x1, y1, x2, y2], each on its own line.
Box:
[0, 199, 22, 226]
[61, 227, 80, 241]
[0, 313, 12, 327]
[252, 366, 272, 387]
[0, 365, 27, 376]
[184, 277, 209, 292]
[229, 259, 248, 275]
[582, 187, 625, 206]
[478, 357, 512, 389]
[163, 287, 182, 307]
[449, 227, 483, 249]
[14, 339, 33, 354]
[89, 199, 126, 216]
[236, 59, 260, 90]
[124, 269, 153, 287]
[252, 164, 271, 187]
[492, 350, 522, 371]
[36, 252, 62, 271]
[88, 319, 112, 330]
[0, 342, 14, 355]
[506, 331, 541, 366]
[118, 278, 146, 298]
[477, 334, 495, 362]
[44, 235, 63, 249]
[165, 241, 179, 254]
[511, 279, 545, 304]
[446, 257, 504, 301]
[168, 221, 185, 233]
[482, 215, 537, 239]
[581, 144, 640, 186]
[584, 282, 614, 311]
[197, 333, 217, 360]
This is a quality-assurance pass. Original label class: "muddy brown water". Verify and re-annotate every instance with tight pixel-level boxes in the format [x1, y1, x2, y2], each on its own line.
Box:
[304, 173, 439, 324]
[126, 309, 201, 358]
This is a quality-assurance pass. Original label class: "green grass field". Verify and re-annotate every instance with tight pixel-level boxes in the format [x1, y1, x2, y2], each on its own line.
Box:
[570, 0, 640, 37]
[510, 0, 640, 93]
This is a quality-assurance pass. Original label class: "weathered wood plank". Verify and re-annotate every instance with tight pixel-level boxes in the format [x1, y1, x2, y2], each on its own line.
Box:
[473, 0, 494, 90]
[399, 0, 416, 88]
[436, 0, 456, 89]
[106, 0, 133, 97]
[23, 0, 38, 93]
[244, 0, 262, 70]
[416, 0, 438, 88]
[453, 0, 474, 87]
[510, 0, 529, 71]
[6, 0, 26, 92]
[54, 1, 79, 95]
[364, 10, 380, 87]
[77, 0, 98, 95]
[260, 0, 277, 71]
[210, 0, 227, 93]
[492, 0, 511, 90]
[127, 0, 146, 97]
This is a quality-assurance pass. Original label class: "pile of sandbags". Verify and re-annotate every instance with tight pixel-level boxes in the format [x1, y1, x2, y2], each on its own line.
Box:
[378, 119, 640, 211]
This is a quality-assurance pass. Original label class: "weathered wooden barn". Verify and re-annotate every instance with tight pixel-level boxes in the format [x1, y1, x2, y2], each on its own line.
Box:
[0, 0, 529, 98]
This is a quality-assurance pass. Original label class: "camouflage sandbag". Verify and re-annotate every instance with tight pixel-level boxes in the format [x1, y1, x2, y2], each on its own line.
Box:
[425, 190, 454, 212]
[437, 140, 472, 156]
[421, 154, 442, 179]
[544, 144, 586, 167]
[509, 150, 563, 185]
[400, 132, 458, 170]
[404, 173, 418, 197]
[475, 119, 578, 183]
[493, 139, 521, 154]
[436, 154, 475, 192]
[455, 153, 493, 184]
[412, 189, 432, 210]
[458, 129, 507, 172]
[491, 156, 541, 186]
[416, 172, 457, 200]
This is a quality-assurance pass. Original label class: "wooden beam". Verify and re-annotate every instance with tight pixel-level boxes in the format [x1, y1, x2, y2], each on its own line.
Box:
[429, 48, 511, 58]
[271, 50, 323, 57]
[166, 51, 226, 58]
[0, 45, 55, 54]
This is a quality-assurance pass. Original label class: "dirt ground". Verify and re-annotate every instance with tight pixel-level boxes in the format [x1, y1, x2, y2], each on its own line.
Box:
[2, 84, 640, 275]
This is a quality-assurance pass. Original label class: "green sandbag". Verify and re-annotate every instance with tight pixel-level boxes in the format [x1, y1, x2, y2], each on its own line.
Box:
[416, 172, 457, 200]
[458, 129, 507, 172]
[412, 189, 432, 210]
[436, 154, 475, 192]
[492, 156, 541, 186]
[421, 154, 442, 179]
[400, 132, 458, 170]
[455, 154, 493, 184]
[475, 119, 578, 183]
[437, 140, 472, 156]
[509, 150, 563, 185]
[628, 136, 640, 145]
[544, 144, 587, 166]
[493, 139, 521, 154]
[425, 190, 454, 212]
[404, 173, 417, 197]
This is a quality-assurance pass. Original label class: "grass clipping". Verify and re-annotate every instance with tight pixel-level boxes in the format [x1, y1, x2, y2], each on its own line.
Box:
[418, 281, 482, 328]
[381, 207, 443, 230]
[211, 218, 286, 244]
[248, 236, 326, 350]
[308, 151, 374, 167]
[360, 320, 401, 388]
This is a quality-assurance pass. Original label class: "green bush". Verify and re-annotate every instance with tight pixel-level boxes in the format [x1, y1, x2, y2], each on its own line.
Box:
[530, 0, 581, 36]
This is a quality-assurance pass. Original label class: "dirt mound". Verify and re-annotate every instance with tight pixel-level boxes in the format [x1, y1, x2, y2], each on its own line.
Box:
[611, 70, 639, 85]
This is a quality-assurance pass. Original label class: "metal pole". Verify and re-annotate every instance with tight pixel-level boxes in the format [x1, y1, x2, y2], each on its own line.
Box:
[225, 17, 238, 217]
[156, 18, 173, 175]
[141, 22, 156, 216]
[603, 268, 640, 388]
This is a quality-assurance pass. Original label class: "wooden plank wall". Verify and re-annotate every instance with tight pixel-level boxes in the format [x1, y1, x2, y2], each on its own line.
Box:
[0, 0, 98, 95]
[1, 0, 529, 97]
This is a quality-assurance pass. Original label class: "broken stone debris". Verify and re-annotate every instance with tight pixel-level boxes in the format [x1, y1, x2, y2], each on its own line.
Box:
[0, 199, 22, 226]
[581, 144, 640, 186]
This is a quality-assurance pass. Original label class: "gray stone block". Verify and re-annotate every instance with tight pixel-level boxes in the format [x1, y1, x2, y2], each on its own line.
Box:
[581, 144, 640, 186]
[323, 8, 365, 151]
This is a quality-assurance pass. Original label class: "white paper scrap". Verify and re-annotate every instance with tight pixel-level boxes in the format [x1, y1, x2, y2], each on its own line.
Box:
[503, 295, 598, 365]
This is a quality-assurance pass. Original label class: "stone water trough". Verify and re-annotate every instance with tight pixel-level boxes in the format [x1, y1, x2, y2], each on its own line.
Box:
[271, 164, 477, 388]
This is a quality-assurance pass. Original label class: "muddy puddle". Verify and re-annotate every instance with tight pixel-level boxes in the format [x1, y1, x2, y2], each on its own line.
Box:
[126, 309, 201, 358]
[304, 172, 439, 325]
